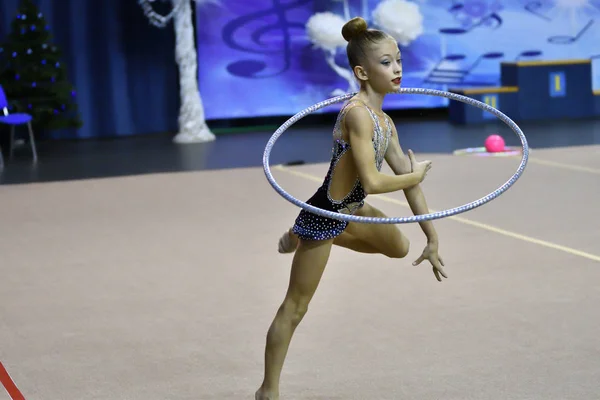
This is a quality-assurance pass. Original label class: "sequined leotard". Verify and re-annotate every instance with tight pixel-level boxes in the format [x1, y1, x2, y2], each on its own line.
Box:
[292, 99, 393, 241]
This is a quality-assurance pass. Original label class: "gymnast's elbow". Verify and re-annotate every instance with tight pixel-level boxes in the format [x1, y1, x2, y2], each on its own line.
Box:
[362, 175, 392, 195]
[360, 176, 378, 195]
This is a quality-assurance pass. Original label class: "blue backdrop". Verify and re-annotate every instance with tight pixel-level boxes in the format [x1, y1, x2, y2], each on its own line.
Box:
[196, 0, 600, 120]
[0, 0, 180, 139]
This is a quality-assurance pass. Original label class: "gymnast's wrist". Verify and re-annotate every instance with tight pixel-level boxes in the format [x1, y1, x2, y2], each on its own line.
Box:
[426, 234, 438, 245]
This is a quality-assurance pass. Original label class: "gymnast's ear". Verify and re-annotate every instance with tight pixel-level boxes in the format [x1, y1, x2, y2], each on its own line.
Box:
[353, 65, 368, 81]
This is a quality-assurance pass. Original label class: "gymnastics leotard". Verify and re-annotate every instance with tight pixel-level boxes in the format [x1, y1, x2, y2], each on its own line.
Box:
[291, 99, 393, 241]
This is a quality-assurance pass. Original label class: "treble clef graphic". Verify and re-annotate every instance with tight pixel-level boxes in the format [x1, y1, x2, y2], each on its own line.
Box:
[222, 0, 310, 79]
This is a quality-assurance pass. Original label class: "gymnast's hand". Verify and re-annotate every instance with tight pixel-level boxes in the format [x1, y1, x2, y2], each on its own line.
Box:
[408, 150, 432, 182]
[413, 242, 447, 282]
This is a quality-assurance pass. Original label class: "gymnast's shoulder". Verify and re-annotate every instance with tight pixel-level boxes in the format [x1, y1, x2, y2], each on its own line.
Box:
[343, 103, 374, 137]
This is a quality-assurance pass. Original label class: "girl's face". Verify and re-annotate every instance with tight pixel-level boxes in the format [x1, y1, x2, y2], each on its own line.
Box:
[362, 38, 403, 94]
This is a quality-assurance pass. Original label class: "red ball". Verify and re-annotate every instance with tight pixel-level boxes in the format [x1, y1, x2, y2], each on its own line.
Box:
[485, 134, 505, 153]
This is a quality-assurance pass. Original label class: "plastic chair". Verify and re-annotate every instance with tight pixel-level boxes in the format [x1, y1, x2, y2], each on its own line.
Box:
[0, 84, 38, 168]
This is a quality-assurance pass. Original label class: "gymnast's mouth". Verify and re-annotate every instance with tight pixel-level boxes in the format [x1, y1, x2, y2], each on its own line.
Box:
[392, 78, 401, 84]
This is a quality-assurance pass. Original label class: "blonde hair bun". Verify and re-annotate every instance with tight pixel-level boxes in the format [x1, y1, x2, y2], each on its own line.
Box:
[341, 17, 368, 42]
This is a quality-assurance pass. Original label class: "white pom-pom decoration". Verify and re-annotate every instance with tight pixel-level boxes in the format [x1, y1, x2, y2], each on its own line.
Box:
[373, 0, 424, 46]
[305, 12, 348, 52]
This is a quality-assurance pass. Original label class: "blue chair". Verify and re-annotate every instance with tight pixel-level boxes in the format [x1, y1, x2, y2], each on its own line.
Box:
[0, 84, 38, 168]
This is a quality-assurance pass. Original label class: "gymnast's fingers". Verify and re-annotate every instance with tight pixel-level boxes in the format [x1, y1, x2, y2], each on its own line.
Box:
[412, 254, 425, 266]
[433, 259, 448, 280]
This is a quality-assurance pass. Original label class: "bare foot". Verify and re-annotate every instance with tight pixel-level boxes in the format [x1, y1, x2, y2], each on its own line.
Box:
[255, 388, 278, 400]
[277, 228, 298, 254]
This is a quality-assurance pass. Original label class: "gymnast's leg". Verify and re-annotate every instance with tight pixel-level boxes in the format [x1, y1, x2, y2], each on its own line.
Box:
[333, 230, 380, 253]
[342, 202, 410, 259]
[278, 203, 409, 258]
[278, 227, 379, 254]
[256, 238, 334, 400]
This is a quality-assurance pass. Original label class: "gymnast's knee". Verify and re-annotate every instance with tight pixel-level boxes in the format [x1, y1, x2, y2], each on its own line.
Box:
[280, 296, 310, 327]
[386, 236, 410, 259]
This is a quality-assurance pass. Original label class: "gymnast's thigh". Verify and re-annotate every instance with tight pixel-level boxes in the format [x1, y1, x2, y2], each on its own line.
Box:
[344, 202, 410, 258]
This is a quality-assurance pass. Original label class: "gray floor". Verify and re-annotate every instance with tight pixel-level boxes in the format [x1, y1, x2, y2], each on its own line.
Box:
[0, 146, 599, 399]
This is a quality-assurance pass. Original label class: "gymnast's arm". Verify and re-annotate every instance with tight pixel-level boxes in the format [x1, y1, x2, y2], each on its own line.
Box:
[346, 106, 423, 195]
[384, 118, 438, 244]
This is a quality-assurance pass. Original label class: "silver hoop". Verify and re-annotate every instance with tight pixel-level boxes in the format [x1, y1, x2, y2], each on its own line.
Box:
[263, 88, 529, 224]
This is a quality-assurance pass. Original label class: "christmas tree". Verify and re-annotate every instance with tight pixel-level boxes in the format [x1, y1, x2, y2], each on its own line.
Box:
[0, 0, 82, 132]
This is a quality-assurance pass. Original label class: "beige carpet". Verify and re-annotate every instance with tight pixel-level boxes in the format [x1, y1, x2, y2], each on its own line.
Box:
[1, 146, 599, 400]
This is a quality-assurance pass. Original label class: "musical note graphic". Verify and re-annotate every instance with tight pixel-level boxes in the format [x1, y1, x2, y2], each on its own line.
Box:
[221, 0, 310, 78]
[516, 50, 543, 60]
[448, 1, 502, 18]
[424, 52, 504, 86]
[447, 0, 503, 29]
[439, 12, 503, 35]
[423, 54, 467, 85]
[524, 1, 551, 21]
[448, 0, 463, 14]
[548, 19, 594, 44]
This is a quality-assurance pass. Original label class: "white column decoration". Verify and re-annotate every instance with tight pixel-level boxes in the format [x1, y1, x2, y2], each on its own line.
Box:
[138, 0, 216, 143]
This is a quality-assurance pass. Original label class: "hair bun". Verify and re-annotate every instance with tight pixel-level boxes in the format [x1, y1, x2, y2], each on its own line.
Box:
[341, 17, 368, 42]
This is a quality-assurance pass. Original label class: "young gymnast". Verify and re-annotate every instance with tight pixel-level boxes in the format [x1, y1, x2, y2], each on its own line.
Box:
[256, 16, 447, 400]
